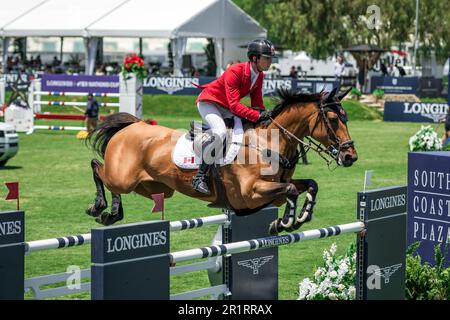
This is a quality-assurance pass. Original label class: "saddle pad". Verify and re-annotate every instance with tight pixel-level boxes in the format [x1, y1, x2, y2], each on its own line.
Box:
[172, 116, 244, 169]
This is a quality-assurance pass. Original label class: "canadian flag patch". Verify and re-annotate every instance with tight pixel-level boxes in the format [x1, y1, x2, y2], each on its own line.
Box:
[183, 156, 195, 164]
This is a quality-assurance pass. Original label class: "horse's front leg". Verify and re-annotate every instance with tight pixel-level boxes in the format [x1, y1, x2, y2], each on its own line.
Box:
[248, 180, 299, 235]
[290, 179, 318, 230]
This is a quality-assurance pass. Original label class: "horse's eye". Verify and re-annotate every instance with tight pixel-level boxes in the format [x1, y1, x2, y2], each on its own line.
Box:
[329, 116, 338, 124]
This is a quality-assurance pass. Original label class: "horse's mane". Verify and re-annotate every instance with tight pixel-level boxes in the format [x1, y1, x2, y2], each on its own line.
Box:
[271, 88, 321, 118]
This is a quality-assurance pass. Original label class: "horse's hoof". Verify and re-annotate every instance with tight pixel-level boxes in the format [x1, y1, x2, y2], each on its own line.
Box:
[95, 212, 122, 226]
[268, 218, 283, 235]
[86, 204, 101, 217]
[293, 212, 313, 230]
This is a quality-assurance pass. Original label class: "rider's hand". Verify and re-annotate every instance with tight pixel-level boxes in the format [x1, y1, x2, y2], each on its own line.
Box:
[257, 110, 273, 123]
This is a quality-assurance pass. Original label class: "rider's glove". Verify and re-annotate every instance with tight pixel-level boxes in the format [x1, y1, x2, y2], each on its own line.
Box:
[257, 110, 273, 123]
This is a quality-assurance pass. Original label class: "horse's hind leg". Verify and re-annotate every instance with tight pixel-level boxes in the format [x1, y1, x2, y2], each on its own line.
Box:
[86, 159, 108, 218]
[96, 193, 124, 226]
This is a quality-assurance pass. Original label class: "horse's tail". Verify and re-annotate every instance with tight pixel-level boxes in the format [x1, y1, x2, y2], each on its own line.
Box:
[86, 112, 141, 158]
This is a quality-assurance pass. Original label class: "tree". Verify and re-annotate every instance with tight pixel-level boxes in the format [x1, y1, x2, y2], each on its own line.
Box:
[233, 0, 449, 62]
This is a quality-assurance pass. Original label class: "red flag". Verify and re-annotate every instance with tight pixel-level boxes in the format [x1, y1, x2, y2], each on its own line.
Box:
[5, 182, 19, 200]
[151, 193, 164, 213]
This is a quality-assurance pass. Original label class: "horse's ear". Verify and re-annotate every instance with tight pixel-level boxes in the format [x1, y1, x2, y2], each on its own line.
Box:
[336, 87, 352, 101]
[324, 87, 338, 101]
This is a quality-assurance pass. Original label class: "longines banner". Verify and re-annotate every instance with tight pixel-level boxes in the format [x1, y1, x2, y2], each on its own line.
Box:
[408, 152, 450, 268]
[143, 76, 337, 96]
[370, 76, 419, 94]
[384, 101, 449, 122]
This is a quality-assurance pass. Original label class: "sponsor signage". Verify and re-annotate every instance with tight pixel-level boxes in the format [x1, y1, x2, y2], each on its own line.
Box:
[227, 207, 279, 300]
[91, 220, 170, 299]
[370, 76, 419, 94]
[0, 211, 25, 300]
[408, 152, 450, 267]
[0, 210, 24, 245]
[357, 186, 407, 300]
[91, 220, 169, 264]
[143, 76, 205, 95]
[263, 79, 293, 95]
[384, 101, 449, 122]
[41, 74, 119, 93]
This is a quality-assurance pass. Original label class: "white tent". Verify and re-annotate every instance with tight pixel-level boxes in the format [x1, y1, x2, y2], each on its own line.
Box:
[0, 0, 49, 72]
[87, 0, 266, 75]
[1, 0, 266, 75]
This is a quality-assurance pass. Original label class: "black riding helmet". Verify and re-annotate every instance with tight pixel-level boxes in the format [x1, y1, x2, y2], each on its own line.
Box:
[247, 39, 276, 60]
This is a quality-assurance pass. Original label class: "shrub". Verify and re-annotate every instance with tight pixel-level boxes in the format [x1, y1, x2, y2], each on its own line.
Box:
[349, 87, 362, 100]
[372, 89, 385, 99]
[405, 242, 450, 300]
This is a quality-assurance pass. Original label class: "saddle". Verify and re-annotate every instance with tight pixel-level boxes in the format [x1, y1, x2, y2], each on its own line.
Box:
[172, 116, 243, 170]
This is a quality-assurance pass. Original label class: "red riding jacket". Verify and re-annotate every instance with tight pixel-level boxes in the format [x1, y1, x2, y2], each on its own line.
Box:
[196, 62, 265, 123]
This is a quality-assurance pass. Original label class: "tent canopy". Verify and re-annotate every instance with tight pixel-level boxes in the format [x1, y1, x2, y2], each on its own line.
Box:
[1, 0, 266, 39]
[1, 0, 266, 75]
[2, 0, 127, 37]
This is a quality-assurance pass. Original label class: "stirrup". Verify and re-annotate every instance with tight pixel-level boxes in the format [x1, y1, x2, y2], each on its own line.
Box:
[192, 176, 210, 195]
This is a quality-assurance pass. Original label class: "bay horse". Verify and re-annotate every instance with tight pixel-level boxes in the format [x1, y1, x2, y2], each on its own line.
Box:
[85, 87, 357, 234]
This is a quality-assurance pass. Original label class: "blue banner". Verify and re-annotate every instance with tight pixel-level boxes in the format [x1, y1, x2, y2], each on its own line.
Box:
[384, 101, 449, 122]
[408, 152, 450, 268]
[370, 76, 419, 94]
[142, 76, 337, 96]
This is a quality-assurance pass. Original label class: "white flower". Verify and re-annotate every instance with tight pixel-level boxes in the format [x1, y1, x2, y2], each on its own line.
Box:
[409, 126, 442, 152]
[328, 292, 338, 300]
[329, 271, 338, 278]
[338, 284, 345, 291]
[315, 268, 323, 279]
[329, 243, 337, 255]
[348, 286, 356, 298]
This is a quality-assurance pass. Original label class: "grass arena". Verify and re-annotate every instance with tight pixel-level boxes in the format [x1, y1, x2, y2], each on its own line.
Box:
[1, 92, 421, 299]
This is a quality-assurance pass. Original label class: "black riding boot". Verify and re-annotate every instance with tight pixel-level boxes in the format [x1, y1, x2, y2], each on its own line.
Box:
[192, 135, 218, 195]
[192, 161, 211, 195]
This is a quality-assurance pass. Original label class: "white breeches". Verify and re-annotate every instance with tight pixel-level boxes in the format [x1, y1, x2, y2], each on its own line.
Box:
[197, 101, 234, 144]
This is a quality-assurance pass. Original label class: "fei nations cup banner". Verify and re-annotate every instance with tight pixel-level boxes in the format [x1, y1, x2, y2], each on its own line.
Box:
[384, 101, 449, 123]
[41, 74, 119, 93]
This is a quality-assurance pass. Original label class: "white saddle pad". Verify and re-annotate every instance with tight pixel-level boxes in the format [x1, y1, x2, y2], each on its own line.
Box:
[172, 116, 244, 169]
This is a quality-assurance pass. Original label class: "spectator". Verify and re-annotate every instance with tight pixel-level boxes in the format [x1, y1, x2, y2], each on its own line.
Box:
[289, 66, 298, 79]
[396, 64, 406, 76]
[334, 55, 345, 79]
[380, 62, 388, 76]
[191, 67, 200, 77]
[52, 56, 60, 67]
[84, 93, 99, 133]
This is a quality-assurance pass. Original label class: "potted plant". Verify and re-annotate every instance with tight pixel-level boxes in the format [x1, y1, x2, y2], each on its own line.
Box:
[121, 53, 147, 81]
[119, 53, 147, 119]
[349, 87, 362, 100]
[372, 89, 384, 102]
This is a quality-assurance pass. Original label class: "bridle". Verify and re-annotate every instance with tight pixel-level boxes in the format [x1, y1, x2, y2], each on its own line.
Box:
[269, 96, 354, 169]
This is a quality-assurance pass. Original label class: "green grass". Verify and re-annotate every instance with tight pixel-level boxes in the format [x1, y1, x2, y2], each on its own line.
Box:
[0, 94, 425, 300]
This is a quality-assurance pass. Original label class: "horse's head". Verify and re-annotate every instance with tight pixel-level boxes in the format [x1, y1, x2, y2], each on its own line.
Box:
[306, 87, 358, 167]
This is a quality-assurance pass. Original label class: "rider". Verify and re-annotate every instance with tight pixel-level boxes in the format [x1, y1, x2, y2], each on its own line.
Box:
[192, 39, 276, 195]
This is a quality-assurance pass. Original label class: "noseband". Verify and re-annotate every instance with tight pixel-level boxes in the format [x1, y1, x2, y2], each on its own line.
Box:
[270, 97, 354, 168]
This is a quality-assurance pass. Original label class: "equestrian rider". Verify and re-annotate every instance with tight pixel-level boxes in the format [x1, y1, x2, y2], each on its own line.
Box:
[192, 39, 276, 195]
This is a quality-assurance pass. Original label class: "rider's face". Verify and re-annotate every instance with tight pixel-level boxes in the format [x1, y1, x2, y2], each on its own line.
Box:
[256, 56, 272, 72]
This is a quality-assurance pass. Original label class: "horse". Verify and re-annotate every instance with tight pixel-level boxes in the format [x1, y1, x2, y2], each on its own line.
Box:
[85, 87, 357, 234]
